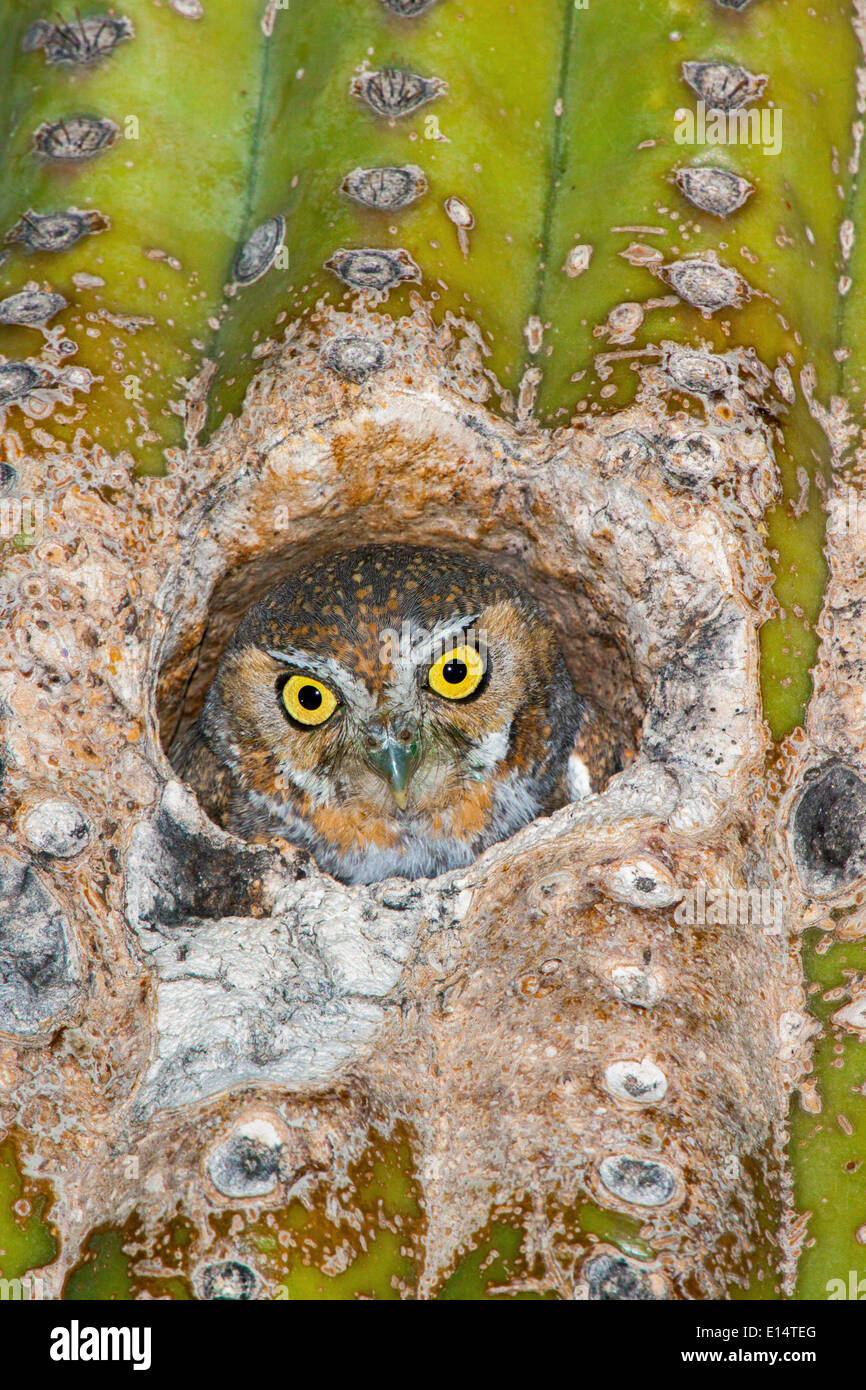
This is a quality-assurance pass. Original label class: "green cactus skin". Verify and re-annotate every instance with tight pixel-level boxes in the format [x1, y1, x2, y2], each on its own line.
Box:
[2, 0, 865, 1302]
[0, 1, 272, 473]
[0, 1138, 57, 1285]
[790, 933, 866, 1301]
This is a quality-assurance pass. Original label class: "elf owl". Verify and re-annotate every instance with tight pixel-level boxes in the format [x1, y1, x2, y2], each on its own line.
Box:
[172, 545, 620, 884]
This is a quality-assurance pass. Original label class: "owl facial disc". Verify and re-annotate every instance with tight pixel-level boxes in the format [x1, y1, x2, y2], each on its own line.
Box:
[176, 544, 597, 885]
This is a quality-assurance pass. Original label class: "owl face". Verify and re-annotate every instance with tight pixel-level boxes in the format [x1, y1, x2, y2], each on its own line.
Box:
[192, 545, 585, 883]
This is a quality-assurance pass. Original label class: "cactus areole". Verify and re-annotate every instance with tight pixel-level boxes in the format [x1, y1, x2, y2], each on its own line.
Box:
[0, 0, 865, 1315]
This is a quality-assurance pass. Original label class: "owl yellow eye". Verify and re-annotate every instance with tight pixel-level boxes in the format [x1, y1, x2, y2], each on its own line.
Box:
[427, 643, 485, 700]
[280, 675, 338, 726]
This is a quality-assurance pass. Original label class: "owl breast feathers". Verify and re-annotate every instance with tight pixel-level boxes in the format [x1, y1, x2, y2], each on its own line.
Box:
[172, 544, 619, 885]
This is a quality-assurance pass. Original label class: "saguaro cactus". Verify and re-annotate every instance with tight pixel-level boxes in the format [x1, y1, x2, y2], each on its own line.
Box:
[1, 0, 865, 1302]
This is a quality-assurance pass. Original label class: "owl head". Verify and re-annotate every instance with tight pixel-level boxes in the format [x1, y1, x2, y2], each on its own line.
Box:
[191, 544, 584, 882]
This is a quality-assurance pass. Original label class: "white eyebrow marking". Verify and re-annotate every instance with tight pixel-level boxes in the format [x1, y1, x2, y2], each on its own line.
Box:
[265, 646, 377, 715]
[384, 612, 485, 708]
[406, 612, 483, 669]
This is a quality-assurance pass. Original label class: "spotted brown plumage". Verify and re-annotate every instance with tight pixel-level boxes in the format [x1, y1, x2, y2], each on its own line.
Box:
[173, 545, 617, 884]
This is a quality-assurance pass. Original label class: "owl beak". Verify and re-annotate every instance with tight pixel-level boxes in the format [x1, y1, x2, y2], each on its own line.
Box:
[364, 723, 420, 809]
